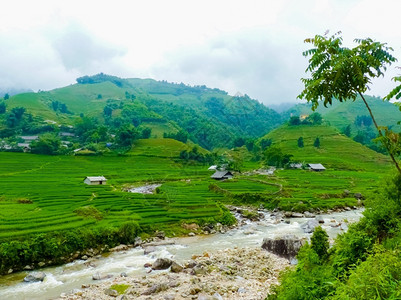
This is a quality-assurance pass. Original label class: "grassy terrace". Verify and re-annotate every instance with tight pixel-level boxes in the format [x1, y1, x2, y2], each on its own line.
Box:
[0, 128, 394, 242]
[0, 151, 220, 241]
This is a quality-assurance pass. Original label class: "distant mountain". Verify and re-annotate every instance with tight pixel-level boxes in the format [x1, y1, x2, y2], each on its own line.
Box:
[1, 74, 283, 149]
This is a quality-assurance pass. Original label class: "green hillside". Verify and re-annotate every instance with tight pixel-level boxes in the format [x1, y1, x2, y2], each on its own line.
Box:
[257, 124, 392, 210]
[284, 95, 401, 132]
[0, 74, 283, 150]
[265, 124, 390, 171]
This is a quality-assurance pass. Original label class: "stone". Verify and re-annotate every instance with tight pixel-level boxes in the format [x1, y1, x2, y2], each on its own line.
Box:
[110, 244, 129, 252]
[142, 283, 168, 295]
[301, 219, 319, 233]
[133, 237, 142, 247]
[81, 255, 88, 260]
[212, 293, 224, 300]
[189, 285, 201, 295]
[38, 262, 46, 267]
[344, 206, 352, 211]
[170, 261, 184, 273]
[156, 231, 166, 239]
[120, 272, 127, 277]
[343, 189, 351, 196]
[144, 246, 156, 255]
[354, 193, 363, 199]
[290, 258, 298, 265]
[23, 265, 33, 270]
[185, 260, 197, 268]
[304, 211, 316, 218]
[92, 273, 113, 280]
[192, 265, 207, 276]
[104, 288, 119, 297]
[340, 223, 349, 231]
[188, 232, 196, 236]
[262, 235, 305, 259]
[7, 268, 13, 274]
[182, 223, 199, 230]
[315, 215, 325, 224]
[164, 295, 176, 300]
[144, 262, 152, 268]
[291, 212, 304, 218]
[24, 272, 46, 282]
[237, 287, 247, 293]
[152, 258, 173, 270]
[197, 294, 211, 300]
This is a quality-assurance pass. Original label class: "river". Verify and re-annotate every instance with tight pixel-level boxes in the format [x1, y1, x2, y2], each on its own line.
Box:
[0, 209, 363, 300]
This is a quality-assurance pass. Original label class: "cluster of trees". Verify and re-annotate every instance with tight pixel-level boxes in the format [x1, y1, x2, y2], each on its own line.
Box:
[289, 112, 323, 126]
[76, 73, 124, 87]
[51, 101, 71, 114]
[179, 146, 216, 164]
[163, 130, 188, 143]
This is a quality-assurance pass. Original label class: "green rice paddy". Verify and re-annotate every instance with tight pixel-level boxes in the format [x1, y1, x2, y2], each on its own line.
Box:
[0, 127, 394, 241]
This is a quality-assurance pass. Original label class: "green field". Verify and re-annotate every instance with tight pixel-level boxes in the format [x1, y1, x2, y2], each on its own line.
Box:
[0, 124, 395, 242]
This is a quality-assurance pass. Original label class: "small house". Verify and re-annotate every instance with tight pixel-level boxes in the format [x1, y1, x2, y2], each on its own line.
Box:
[211, 170, 233, 180]
[84, 176, 107, 185]
[208, 165, 217, 171]
[308, 163, 326, 172]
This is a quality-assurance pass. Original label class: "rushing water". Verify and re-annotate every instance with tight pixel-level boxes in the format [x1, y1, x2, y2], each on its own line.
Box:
[0, 209, 363, 300]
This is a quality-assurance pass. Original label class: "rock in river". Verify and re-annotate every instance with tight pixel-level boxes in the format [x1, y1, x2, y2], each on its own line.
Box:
[24, 272, 46, 282]
[152, 258, 173, 270]
[262, 235, 305, 259]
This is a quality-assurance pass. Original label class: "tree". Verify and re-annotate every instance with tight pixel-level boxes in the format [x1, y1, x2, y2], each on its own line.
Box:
[343, 125, 352, 137]
[298, 137, 304, 148]
[116, 125, 139, 147]
[0, 102, 6, 114]
[11, 107, 25, 120]
[103, 105, 113, 117]
[141, 127, 151, 139]
[314, 137, 320, 148]
[30, 133, 61, 155]
[233, 137, 246, 148]
[3, 93, 9, 100]
[289, 116, 301, 126]
[298, 31, 401, 174]
[260, 138, 272, 150]
[306, 112, 322, 125]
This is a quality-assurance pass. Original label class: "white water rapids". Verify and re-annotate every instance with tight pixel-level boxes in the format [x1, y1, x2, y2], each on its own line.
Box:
[0, 209, 363, 300]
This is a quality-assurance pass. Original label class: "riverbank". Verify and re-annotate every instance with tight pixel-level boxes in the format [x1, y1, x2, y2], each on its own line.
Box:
[0, 208, 363, 299]
[58, 247, 289, 300]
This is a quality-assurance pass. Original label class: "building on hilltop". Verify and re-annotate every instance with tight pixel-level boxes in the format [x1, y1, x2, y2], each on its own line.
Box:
[84, 176, 107, 185]
[211, 170, 234, 180]
[307, 163, 326, 172]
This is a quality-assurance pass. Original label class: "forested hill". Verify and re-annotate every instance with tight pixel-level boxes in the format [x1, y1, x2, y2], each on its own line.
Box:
[1, 73, 283, 150]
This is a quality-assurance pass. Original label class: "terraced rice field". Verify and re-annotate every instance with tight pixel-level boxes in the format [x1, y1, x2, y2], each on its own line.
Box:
[0, 152, 220, 241]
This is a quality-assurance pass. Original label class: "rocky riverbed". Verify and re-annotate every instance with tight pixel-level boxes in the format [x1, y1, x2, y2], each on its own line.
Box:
[58, 247, 289, 300]
[0, 207, 363, 300]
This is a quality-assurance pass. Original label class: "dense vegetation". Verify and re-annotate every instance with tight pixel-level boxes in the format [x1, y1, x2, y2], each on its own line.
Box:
[0, 74, 283, 152]
[269, 32, 401, 300]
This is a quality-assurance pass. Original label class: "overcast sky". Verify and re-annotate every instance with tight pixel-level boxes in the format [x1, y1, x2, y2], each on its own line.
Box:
[1, 0, 401, 105]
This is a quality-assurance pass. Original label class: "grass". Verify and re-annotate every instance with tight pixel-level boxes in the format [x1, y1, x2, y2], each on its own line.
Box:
[0, 124, 394, 241]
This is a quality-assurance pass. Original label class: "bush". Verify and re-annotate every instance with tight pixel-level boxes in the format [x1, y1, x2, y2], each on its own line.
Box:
[311, 226, 329, 260]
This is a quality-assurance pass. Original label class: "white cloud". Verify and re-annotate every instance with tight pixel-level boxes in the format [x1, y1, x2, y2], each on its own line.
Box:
[0, 0, 400, 104]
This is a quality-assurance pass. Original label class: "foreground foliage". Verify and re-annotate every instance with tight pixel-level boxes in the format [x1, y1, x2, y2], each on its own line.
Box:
[268, 174, 401, 299]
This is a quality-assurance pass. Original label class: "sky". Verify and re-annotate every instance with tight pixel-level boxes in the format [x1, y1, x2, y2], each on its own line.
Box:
[1, 0, 401, 106]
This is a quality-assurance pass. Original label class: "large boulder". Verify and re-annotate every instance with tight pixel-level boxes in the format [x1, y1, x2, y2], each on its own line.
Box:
[301, 219, 319, 233]
[262, 235, 305, 259]
[24, 272, 46, 282]
[152, 258, 173, 270]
